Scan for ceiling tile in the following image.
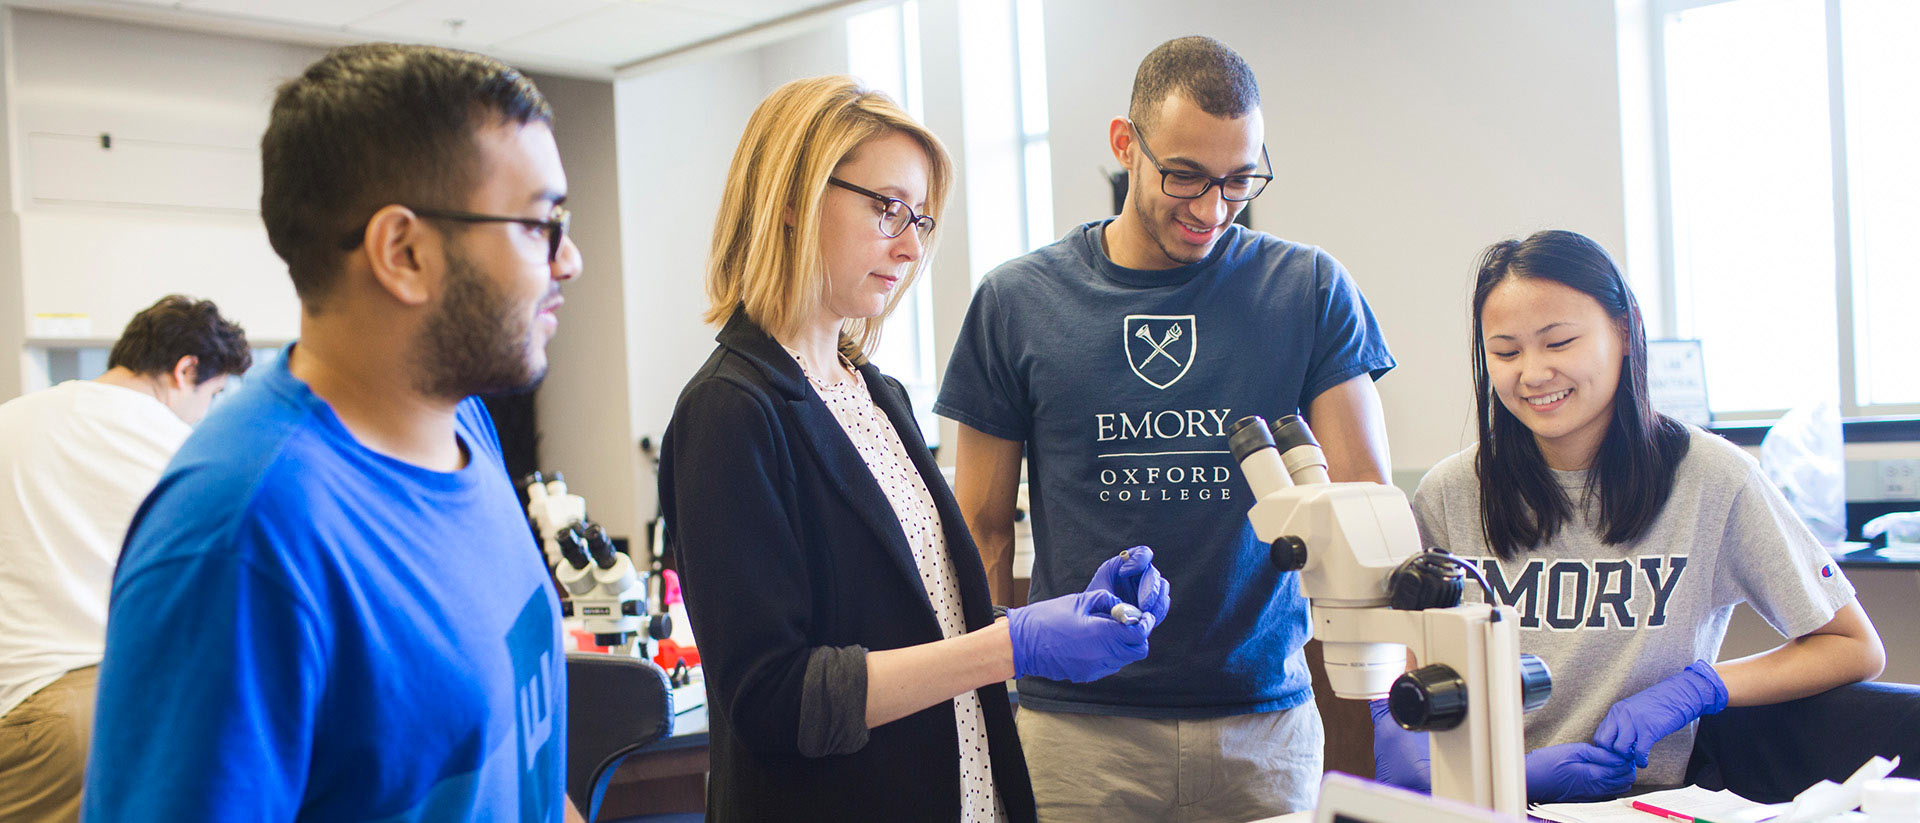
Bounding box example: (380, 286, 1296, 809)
(651, 0, 835, 21)
(496, 2, 745, 66)
(346, 0, 614, 49)
(181, 0, 406, 29)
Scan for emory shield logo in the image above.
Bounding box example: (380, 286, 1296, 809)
(1124, 314, 1197, 389)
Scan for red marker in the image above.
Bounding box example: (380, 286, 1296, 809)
(1630, 800, 1694, 822)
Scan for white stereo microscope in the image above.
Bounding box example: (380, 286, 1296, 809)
(525, 472, 671, 658)
(1227, 415, 1551, 817)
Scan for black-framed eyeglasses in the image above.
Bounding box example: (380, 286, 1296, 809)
(1128, 121, 1273, 202)
(827, 178, 936, 240)
(339, 205, 572, 262)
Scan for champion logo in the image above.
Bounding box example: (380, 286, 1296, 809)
(1821, 564, 1835, 578)
(1123, 315, 1197, 389)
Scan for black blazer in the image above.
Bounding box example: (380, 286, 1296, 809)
(659, 312, 1036, 823)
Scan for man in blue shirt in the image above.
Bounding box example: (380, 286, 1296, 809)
(937, 36, 1395, 821)
(86, 44, 584, 822)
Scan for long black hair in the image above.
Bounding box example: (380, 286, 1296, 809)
(1471, 230, 1691, 559)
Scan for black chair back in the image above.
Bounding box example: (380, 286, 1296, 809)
(1687, 681, 1920, 803)
(566, 652, 674, 821)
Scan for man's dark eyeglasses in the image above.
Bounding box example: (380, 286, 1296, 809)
(339, 206, 572, 262)
(827, 178, 936, 239)
(1128, 121, 1273, 202)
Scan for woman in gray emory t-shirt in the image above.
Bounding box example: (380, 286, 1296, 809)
(1374, 230, 1884, 802)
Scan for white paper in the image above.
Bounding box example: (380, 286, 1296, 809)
(1777, 756, 1900, 823)
(1531, 786, 1767, 823)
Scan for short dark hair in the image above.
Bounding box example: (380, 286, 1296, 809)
(1470, 230, 1691, 560)
(1129, 36, 1260, 129)
(107, 295, 252, 384)
(260, 43, 551, 308)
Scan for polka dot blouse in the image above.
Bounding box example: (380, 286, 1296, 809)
(787, 347, 1004, 823)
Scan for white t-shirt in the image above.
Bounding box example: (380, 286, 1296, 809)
(1412, 427, 1855, 788)
(0, 380, 189, 718)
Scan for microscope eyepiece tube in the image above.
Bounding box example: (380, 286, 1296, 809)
(1270, 415, 1331, 486)
(556, 526, 591, 570)
(1228, 416, 1293, 497)
(586, 523, 619, 570)
(1228, 415, 1276, 461)
(1270, 415, 1318, 451)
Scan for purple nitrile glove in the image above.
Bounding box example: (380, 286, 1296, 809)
(1370, 698, 1432, 792)
(1525, 742, 1637, 803)
(1592, 660, 1728, 768)
(1008, 589, 1150, 683)
(1084, 546, 1171, 633)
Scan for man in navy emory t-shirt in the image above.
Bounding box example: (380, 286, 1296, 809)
(937, 37, 1394, 821)
(86, 44, 585, 822)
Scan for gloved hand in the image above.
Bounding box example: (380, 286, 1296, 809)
(1525, 742, 1637, 803)
(1370, 698, 1431, 792)
(1592, 660, 1728, 768)
(1084, 546, 1171, 632)
(1008, 590, 1150, 683)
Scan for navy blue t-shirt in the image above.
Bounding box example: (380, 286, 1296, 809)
(86, 345, 567, 822)
(936, 220, 1394, 717)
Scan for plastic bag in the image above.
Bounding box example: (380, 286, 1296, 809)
(1863, 511, 1920, 548)
(1760, 399, 1847, 547)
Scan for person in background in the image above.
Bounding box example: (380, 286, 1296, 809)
(85, 44, 586, 821)
(1375, 229, 1884, 801)
(0, 294, 249, 823)
(660, 75, 1168, 822)
(938, 36, 1395, 821)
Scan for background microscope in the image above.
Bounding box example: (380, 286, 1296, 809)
(525, 472, 674, 659)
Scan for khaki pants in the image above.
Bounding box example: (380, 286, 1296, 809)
(1016, 701, 1324, 823)
(0, 666, 96, 823)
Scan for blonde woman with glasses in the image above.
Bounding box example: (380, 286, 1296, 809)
(659, 76, 1170, 822)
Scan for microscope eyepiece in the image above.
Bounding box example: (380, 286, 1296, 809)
(1230, 415, 1294, 496)
(1227, 416, 1276, 463)
(1268, 415, 1332, 486)
(585, 523, 618, 570)
(1269, 415, 1319, 452)
(556, 524, 590, 570)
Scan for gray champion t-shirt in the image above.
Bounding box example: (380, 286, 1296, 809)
(1411, 427, 1855, 788)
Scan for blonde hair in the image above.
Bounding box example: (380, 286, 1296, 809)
(705, 75, 954, 365)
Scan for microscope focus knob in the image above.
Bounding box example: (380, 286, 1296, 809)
(1518, 653, 1553, 713)
(1389, 664, 1469, 731)
(1387, 550, 1466, 610)
(1269, 536, 1308, 572)
(647, 613, 674, 641)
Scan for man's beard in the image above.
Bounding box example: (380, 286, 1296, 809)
(415, 251, 549, 400)
(1129, 182, 1205, 267)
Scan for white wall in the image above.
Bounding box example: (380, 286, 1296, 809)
(0, 5, 853, 542)
(915, 0, 979, 463)
(1, 12, 24, 398)
(1039, 0, 1631, 480)
(6, 9, 313, 359)
(613, 23, 850, 534)
(605, 0, 1642, 484)
(529, 71, 640, 537)
(0, 11, 662, 541)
